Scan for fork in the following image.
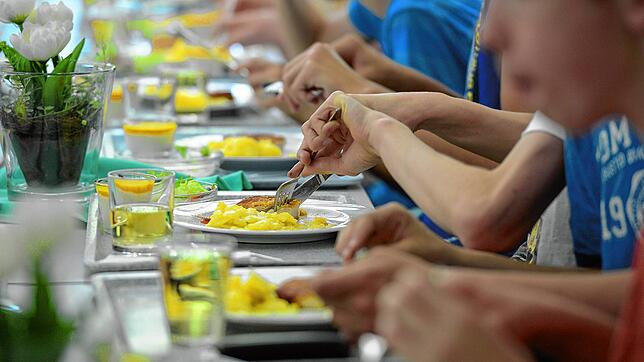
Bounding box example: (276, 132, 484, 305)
(273, 177, 300, 211)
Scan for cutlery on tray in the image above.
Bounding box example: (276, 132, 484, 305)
(232, 251, 285, 264)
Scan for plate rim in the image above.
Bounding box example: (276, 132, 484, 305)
(226, 309, 332, 325)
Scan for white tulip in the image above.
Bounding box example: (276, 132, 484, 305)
(8, 2, 73, 61)
(10, 21, 72, 61)
(28, 1, 73, 27)
(0, 0, 35, 25)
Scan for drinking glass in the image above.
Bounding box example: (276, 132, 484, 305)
(95, 178, 111, 233)
(123, 77, 178, 158)
(124, 76, 177, 122)
(108, 169, 175, 252)
(158, 236, 236, 346)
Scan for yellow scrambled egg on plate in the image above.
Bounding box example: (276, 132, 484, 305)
(225, 272, 299, 315)
(205, 202, 330, 231)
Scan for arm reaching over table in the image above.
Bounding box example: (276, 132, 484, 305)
(311, 248, 430, 340)
(289, 92, 563, 252)
(312, 250, 616, 362)
(332, 34, 459, 95)
(280, 43, 389, 113)
(375, 267, 615, 362)
(376, 268, 536, 362)
(335, 203, 573, 272)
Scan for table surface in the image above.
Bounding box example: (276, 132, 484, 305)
(2, 108, 378, 361)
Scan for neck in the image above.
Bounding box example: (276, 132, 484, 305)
(626, 106, 644, 141)
(621, 57, 644, 138)
(358, 0, 390, 18)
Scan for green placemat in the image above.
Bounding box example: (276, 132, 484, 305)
(0, 157, 252, 216)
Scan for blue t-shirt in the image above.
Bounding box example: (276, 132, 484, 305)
(348, 0, 481, 95)
(566, 116, 644, 270)
(347, 1, 382, 41)
(565, 130, 602, 268)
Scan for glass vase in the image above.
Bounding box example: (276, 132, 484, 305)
(0, 62, 116, 202)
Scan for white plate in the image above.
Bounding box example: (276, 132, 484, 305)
(175, 133, 302, 171)
(227, 267, 332, 326)
(174, 199, 351, 243)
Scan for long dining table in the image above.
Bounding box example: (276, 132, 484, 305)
(1, 107, 380, 361)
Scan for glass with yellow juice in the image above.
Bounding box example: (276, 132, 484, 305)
(95, 178, 111, 233)
(108, 169, 175, 252)
(158, 237, 236, 345)
(123, 76, 178, 157)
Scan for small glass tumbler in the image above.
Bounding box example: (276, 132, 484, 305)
(108, 169, 175, 252)
(95, 178, 111, 233)
(158, 236, 236, 346)
(124, 76, 177, 122)
(123, 77, 178, 158)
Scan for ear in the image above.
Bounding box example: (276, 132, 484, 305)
(621, 0, 644, 33)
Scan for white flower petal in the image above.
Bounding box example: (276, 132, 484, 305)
(0, 0, 35, 24)
(30, 1, 73, 25)
(9, 14, 73, 61)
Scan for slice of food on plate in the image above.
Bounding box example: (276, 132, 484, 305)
(225, 272, 325, 315)
(236, 196, 304, 218)
(202, 200, 328, 231)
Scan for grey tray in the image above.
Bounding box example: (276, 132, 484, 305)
(92, 267, 332, 345)
(84, 190, 373, 273)
(246, 172, 364, 190)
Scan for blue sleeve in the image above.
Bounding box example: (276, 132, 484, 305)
(347, 0, 382, 41)
(381, 10, 470, 95)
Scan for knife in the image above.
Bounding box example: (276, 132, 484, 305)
(262, 81, 325, 99)
(290, 174, 333, 203)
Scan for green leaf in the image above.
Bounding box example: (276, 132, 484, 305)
(0, 42, 47, 116)
(175, 145, 188, 158)
(200, 145, 211, 157)
(42, 39, 85, 112)
(0, 41, 43, 73)
(0, 257, 75, 362)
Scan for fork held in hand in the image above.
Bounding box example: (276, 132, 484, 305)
(273, 177, 300, 211)
(275, 107, 341, 210)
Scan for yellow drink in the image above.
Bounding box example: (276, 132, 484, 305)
(122, 122, 178, 136)
(122, 122, 177, 157)
(175, 88, 208, 113)
(160, 249, 231, 345)
(111, 203, 172, 251)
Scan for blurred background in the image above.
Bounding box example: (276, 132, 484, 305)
(0, 0, 347, 75)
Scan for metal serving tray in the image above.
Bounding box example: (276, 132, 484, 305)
(91, 267, 332, 349)
(84, 191, 372, 273)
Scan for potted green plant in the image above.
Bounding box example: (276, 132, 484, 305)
(0, 0, 115, 201)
